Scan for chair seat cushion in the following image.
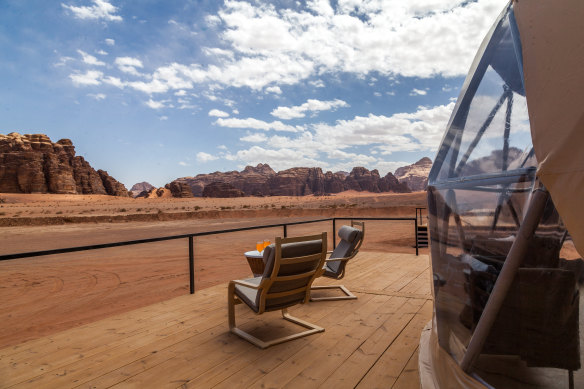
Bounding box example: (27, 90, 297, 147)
(234, 277, 261, 313)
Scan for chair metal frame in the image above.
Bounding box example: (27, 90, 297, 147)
(311, 221, 364, 301)
(228, 233, 327, 349)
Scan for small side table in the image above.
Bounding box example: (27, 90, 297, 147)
(244, 250, 265, 277)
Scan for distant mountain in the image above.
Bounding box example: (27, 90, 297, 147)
(130, 181, 154, 197)
(0, 132, 128, 196)
(162, 162, 427, 198)
(394, 157, 433, 191)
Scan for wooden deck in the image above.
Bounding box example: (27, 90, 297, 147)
(0, 252, 432, 389)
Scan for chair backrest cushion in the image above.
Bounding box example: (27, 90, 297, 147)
(260, 239, 324, 310)
(327, 225, 363, 276)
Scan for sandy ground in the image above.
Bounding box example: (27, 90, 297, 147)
(0, 191, 428, 348)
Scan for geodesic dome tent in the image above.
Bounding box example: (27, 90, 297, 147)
(419, 1, 584, 387)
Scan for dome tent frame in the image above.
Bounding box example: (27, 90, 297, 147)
(420, 1, 583, 388)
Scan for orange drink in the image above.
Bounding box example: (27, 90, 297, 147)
(256, 241, 264, 252)
(263, 239, 271, 249)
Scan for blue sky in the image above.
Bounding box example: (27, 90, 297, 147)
(0, 0, 507, 187)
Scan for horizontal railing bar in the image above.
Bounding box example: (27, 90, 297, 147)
(0, 216, 417, 261)
(334, 217, 416, 221)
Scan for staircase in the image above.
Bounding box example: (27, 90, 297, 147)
(416, 225, 428, 248)
(415, 208, 428, 248)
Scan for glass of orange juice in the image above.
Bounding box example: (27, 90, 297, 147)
(263, 239, 271, 249)
(256, 241, 264, 253)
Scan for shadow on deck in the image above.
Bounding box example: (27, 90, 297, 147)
(1, 251, 432, 388)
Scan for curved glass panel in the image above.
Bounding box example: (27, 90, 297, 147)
(427, 4, 582, 387)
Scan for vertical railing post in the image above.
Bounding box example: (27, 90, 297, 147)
(415, 217, 419, 256)
(283, 224, 288, 238)
(332, 218, 337, 249)
(189, 236, 195, 294)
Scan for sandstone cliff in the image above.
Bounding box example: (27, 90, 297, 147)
(202, 182, 245, 198)
(168, 163, 421, 197)
(394, 157, 433, 191)
(0, 132, 128, 196)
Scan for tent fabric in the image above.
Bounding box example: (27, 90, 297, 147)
(514, 0, 584, 257)
(418, 319, 486, 389)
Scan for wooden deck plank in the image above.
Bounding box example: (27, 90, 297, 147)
(0, 252, 432, 389)
(283, 297, 426, 389)
(355, 299, 433, 389)
(318, 298, 426, 389)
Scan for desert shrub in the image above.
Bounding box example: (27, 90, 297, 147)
(119, 208, 127, 212)
(194, 206, 201, 210)
(56, 211, 63, 214)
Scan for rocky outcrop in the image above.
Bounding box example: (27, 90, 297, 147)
(130, 182, 154, 197)
(166, 181, 194, 198)
(394, 157, 433, 191)
(379, 172, 411, 193)
(202, 182, 245, 198)
(168, 160, 430, 197)
(0, 132, 128, 196)
(173, 163, 276, 197)
(268, 167, 324, 196)
(324, 171, 345, 194)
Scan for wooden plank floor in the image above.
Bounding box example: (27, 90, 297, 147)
(0, 252, 432, 389)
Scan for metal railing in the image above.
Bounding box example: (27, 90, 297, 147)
(0, 216, 419, 294)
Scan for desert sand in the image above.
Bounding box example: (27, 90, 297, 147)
(0, 191, 427, 348)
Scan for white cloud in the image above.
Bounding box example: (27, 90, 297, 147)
(178, 161, 190, 166)
(196, 152, 218, 162)
(105, 38, 115, 46)
(265, 86, 282, 94)
(62, 0, 122, 22)
(96, 49, 108, 55)
(208, 109, 230, 118)
(69, 70, 103, 86)
(102, 76, 124, 88)
(145, 98, 165, 109)
(77, 50, 105, 66)
(218, 145, 228, 150)
(88, 93, 106, 100)
(240, 133, 268, 143)
(64, 0, 504, 124)
(410, 88, 428, 96)
(232, 109, 239, 115)
(309, 79, 325, 88)
(218, 102, 452, 174)
(271, 98, 349, 120)
(215, 117, 302, 132)
(115, 57, 144, 76)
(175, 90, 187, 96)
(373, 92, 382, 97)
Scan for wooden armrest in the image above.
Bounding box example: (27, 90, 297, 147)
(230, 279, 261, 289)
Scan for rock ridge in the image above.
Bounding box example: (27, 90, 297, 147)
(0, 132, 128, 196)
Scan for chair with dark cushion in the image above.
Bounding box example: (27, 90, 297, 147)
(311, 221, 364, 301)
(228, 232, 327, 349)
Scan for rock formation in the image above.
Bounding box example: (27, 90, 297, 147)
(166, 181, 194, 198)
(130, 182, 154, 197)
(168, 162, 425, 197)
(202, 182, 245, 198)
(0, 132, 128, 196)
(394, 157, 433, 191)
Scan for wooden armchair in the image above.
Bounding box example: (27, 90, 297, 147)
(228, 233, 327, 349)
(311, 221, 364, 301)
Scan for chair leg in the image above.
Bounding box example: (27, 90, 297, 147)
(310, 285, 357, 301)
(229, 308, 324, 349)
